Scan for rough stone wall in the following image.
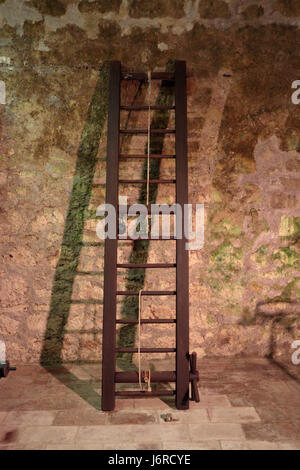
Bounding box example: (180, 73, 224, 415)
(0, 0, 299, 366)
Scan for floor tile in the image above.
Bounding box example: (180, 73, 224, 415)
(221, 440, 281, 450)
(164, 440, 221, 450)
(133, 424, 190, 443)
(4, 411, 56, 426)
(108, 411, 158, 425)
(242, 422, 300, 441)
(17, 425, 78, 445)
(76, 425, 134, 443)
(189, 423, 245, 441)
(53, 409, 107, 426)
(209, 407, 261, 423)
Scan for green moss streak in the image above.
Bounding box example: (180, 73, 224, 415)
(40, 64, 109, 365)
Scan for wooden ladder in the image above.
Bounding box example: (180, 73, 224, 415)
(102, 61, 199, 411)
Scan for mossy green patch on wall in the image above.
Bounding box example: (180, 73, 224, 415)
(276, 277, 300, 302)
(212, 219, 243, 237)
(253, 245, 268, 265)
(40, 64, 109, 364)
(273, 247, 299, 273)
(279, 216, 300, 237)
(210, 242, 243, 273)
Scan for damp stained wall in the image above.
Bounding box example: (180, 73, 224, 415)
(0, 0, 299, 365)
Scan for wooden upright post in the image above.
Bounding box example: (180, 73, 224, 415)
(102, 61, 120, 411)
(175, 61, 189, 409)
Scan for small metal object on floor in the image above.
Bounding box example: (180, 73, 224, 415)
(160, 413, 179, 422)
(0, 361, 16, 378)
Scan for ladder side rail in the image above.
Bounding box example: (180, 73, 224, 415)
(102, 61, 121, 411)
(175, 61, 190, 410)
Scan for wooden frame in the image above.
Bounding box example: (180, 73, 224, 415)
(102, 61, 197, 411)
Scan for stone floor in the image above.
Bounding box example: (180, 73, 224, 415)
(0, 357, 299, 450)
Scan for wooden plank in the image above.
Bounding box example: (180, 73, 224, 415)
(115, 371, 176, 383)
(175, 61, 190, 410)
(115, 371, 198, 383)
(119, 179, 175, 184)
(101, 61, 120, 411)
(118, 205, 178, 214)
(115, 391, 175, 397)
(116, 318, 176, 324)
(121, 71, 175, 80)
(120, 105, 175, 111)
(116, 347, 176, 353)
(116, 291, 176, 296)
(119, 154, 175, 159)
(117, 263, 176, 268)
(120, 129, 175, 134)
(117, 236, 175, 240)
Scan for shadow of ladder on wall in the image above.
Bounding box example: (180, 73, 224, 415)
(102, 61, 200, 411)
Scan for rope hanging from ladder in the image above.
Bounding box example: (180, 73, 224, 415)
(137, 289, 152, 392)
(138, 288, 143, 390)
(137, 71, 152, 392)
(146, 70, 151, 207)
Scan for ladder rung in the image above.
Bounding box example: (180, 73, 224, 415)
(115, 371, 198, 383)
(117, 263, 175, 268)
(118, 179, 175, 184)
(119, 154, 175, 159)
(118, 205, 177, 214)
(117, 291, 176, 296)
(115, 391, 175, 397)
(120, 105, 175, 111)
(117, 236, 175, 240)
(116, 318, 176, 324)
(116, 348, 176, 353)
(121, 72, 175, 80)
(76, 271, 103, 276)
(120, 129, 175, 134)
(80, 242, 104, 246)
